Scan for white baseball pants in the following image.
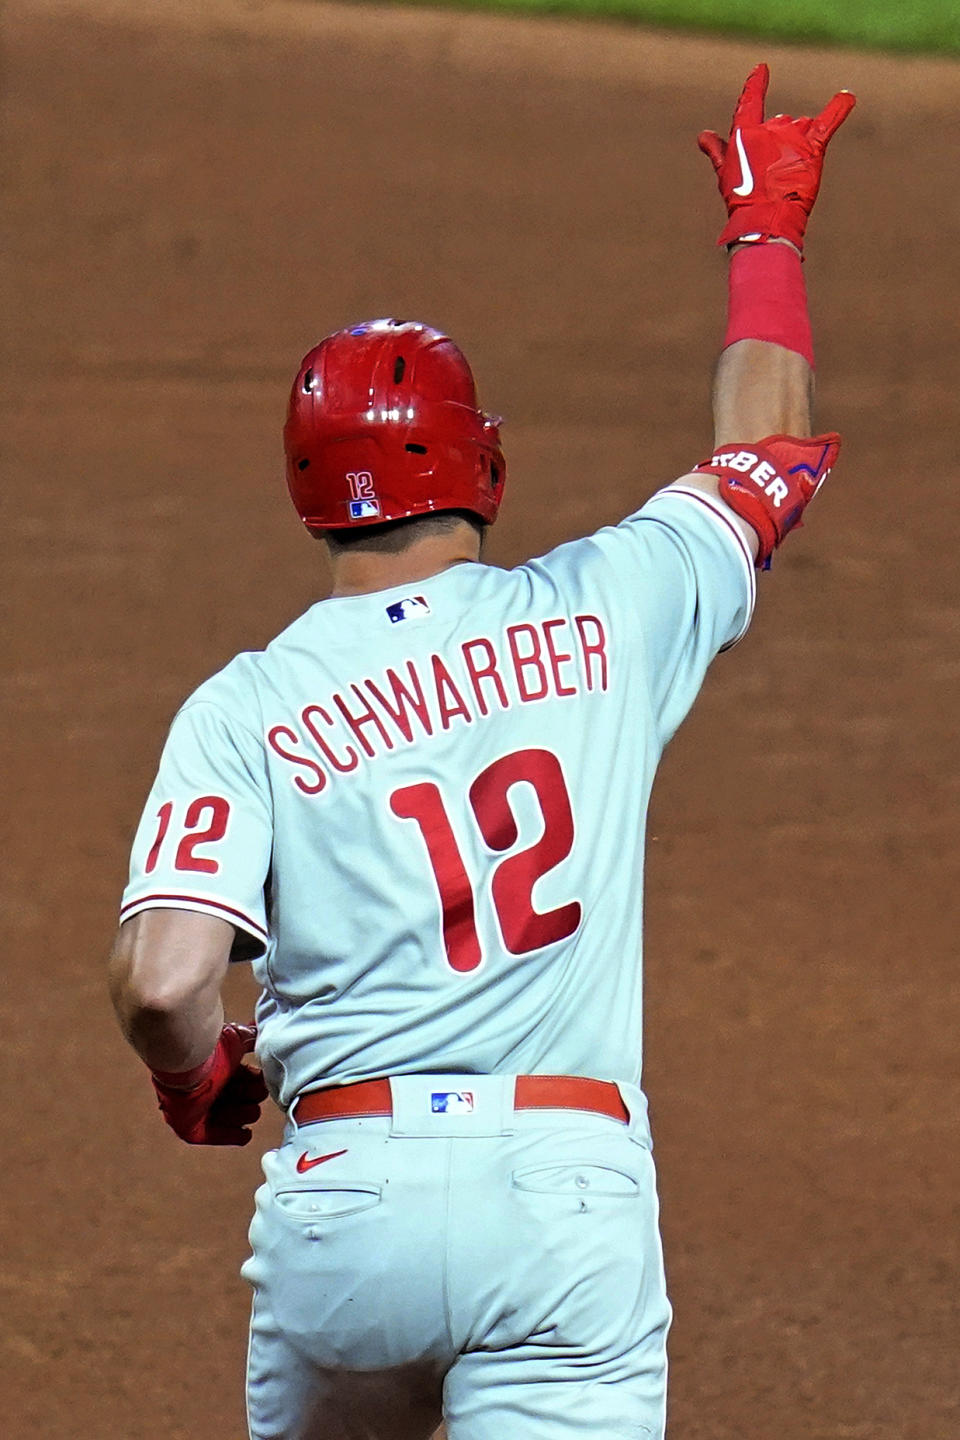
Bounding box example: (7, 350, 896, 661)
(242, 1074, 670, 1440)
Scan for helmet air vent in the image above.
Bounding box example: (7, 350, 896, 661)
(393, 356, 406, 384)
(405, 443, 427, 454)
(302, 369, 316, 394)
(297, 458, 310, 471)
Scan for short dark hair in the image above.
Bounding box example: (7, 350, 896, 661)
(315, 510, 484, 556)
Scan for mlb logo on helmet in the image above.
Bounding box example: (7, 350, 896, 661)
(431, 1091, 475, 1115)
(349, 499, 381, 520)
(386, 596, 431, 624)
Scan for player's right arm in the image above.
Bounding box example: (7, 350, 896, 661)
(550, 67, 855, 741)
(710, 293, 812, 450)
(675, 64, 854, 568)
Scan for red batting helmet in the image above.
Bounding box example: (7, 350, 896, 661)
(284, 319, 506, 531)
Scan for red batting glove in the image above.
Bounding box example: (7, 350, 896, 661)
(150, 1023, 269, 1146)
(698, 63, 855, 252)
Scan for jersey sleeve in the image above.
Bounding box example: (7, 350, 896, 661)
(573, 482, 756, 744)
(120, 700, 273, 959)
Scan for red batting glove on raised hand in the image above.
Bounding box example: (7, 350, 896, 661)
(151, 1023, 269, 1146)
(698, 63, 855, 252)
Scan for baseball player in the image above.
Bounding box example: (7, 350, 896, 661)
(109, 66, 854, 1440)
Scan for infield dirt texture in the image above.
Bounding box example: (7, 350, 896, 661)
(3, 2, 958, 1437)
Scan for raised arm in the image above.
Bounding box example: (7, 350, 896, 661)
(712, 302, 813, 448)
(680, 65, 855, 567)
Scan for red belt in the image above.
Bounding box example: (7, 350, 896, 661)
(293, 1075, 629, 1126)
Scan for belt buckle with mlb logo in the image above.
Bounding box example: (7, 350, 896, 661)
(431, 1090, 475, 1115)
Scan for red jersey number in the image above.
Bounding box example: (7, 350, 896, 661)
(144, 795, 231, 876)
(390, 747, 582, 972)
(389, 784, 482, 973)
(469, 749, 581, 954)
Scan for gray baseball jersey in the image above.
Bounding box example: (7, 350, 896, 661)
(121, 485, 754, 1114)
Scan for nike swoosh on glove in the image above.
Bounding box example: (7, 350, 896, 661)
(698, 63, 855, 252)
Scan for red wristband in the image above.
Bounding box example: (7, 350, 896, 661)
(724, 243, 814, 368)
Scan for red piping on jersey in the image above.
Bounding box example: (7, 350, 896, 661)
(119, 892, 268, 939)
(668, 485, 756, 577)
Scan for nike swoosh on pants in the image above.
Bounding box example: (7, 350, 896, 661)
(296, 1148, 348, 1173)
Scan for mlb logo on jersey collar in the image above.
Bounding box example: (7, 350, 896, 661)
(386, 595, 431, 623)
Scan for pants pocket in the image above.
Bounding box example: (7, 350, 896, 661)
(273, 1184, 382, 1220)
(511, 1162, 639, 1197)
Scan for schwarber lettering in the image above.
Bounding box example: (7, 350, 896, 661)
(267, 612, 609, 794)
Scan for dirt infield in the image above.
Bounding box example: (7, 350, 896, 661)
(3, 1, 958, 1436)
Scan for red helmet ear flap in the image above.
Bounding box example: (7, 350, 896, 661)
(284, 321, 506, 531)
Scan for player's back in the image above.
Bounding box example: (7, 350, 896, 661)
(122, 490, 753, 1107)
(253, 544, 652, 1104)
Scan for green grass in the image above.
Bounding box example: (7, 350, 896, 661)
(384, 0, 960, 55)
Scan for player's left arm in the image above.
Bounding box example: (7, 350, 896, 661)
(109, 907, 269, 1147)
(109, 697, 273, 1145)
(109, 907, 232, 1073)
(109, 908, 268, 1147)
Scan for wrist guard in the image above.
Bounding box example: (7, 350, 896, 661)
(694, 432, 841, 569)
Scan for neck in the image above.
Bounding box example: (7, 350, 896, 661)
(326, 528, 483, 599)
